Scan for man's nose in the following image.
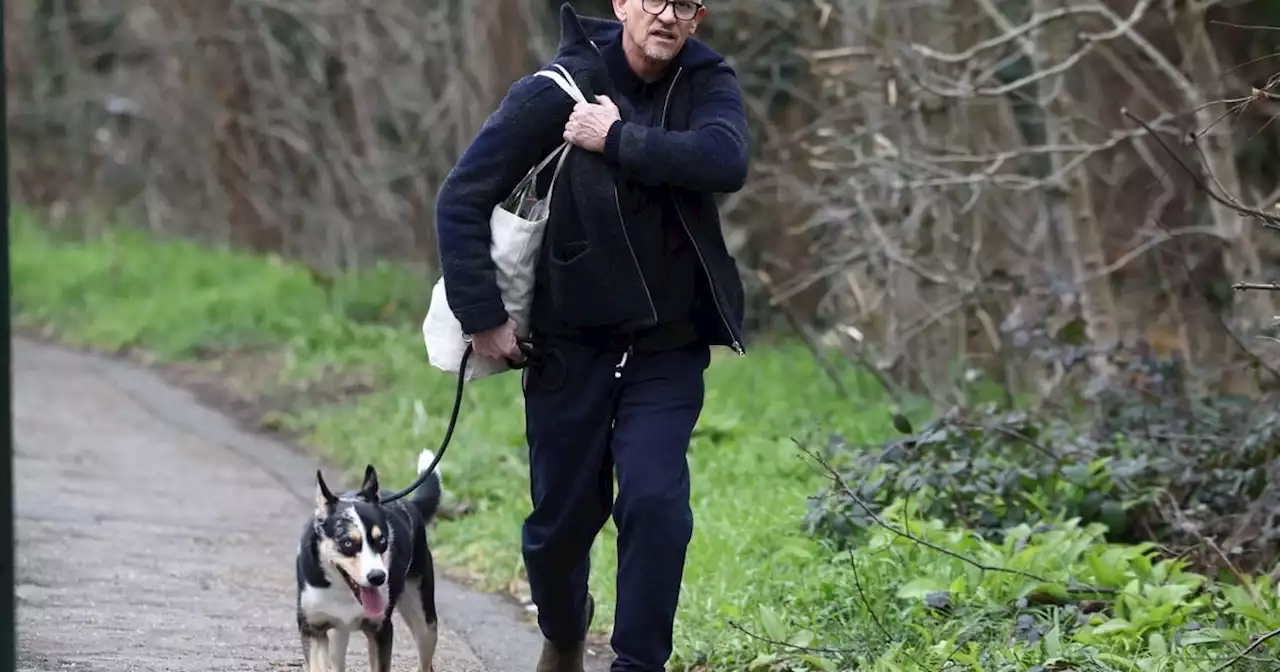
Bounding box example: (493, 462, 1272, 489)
(655, 3, 677, 23)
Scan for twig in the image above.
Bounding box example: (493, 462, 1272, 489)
(1233, 282, 1280, 292)
(1122, 108, 1280, 227)
(1121, 109, 1280, 382)
(1207, 626, 1280, 672)
(909, 0, 1153, 97)
(727, 621, 862, 657)
(949, 419, 1063, 463)
(794, 438, 1115, 594)
(728, 548, 928, 668)
(843, 549, 899, 655)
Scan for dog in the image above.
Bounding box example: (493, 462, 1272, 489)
(295, 449, 442, 672)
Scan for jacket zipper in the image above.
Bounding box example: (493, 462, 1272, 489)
(586, 38, 659, 328)
(613, 188, 658, 325)
(661, 67, 745, 356)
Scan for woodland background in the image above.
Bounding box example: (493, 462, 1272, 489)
(9, 0, 1280, 668)
(8, 0, 1280, 399)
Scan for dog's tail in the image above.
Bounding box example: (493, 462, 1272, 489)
(412, 449, 443, 525)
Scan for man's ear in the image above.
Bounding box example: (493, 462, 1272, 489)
(358, 464, 381, 504)
(315, 469, 339, 513)
(691, 5, 706, 31)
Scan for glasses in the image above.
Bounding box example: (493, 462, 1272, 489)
(640, 0, 703, 21)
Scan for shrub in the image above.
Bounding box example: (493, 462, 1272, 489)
(803, 345, 1280, 575)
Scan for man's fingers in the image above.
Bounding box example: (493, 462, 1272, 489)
(476, 345, 518, 361)
(564, 122, 583, 145)
(502, 336, 522, 360)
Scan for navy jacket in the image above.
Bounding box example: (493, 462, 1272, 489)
(434, 3, 750, 354)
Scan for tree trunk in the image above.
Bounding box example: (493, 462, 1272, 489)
(1035, 0, 1121, 377)
(160, 0, 281, 253)
(1180, 11, 1271, 394)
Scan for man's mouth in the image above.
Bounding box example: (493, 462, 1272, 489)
(338, 569, 385, 619)
(651, 29, 677, 41)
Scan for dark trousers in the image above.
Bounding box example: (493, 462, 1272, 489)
(520, 337, 710, 672)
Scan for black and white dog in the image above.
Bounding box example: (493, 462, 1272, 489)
(296, 450, 442, 672)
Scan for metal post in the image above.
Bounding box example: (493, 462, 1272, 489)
(2, 14, 16, 666)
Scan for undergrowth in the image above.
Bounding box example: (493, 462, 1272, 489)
(11, 211, 1280, 671)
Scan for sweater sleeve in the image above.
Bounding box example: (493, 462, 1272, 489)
(434, 74, 574, 335)
(602, 65, 750, 194)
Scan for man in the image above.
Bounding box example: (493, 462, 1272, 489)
(433, 1, 749, 670)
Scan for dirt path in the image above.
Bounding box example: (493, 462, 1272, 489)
(12, 338, 572, 672)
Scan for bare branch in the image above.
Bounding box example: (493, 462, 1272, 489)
(1233, 282, 1280, 292)
(1121, 107, 1280, 228)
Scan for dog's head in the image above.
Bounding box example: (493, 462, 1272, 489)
(313, 465, 392, 619)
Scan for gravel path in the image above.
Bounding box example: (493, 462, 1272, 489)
(13, 338, 577, 672)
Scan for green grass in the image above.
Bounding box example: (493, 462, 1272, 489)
(10, 212, 898, 658)
(13, 211, 1280, 671)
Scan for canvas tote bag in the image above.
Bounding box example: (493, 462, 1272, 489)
(422, 64, 587, 381)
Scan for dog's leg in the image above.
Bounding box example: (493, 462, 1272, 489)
(397, 578, 439, 672)
(298, 622, 311, 670)
(363, 619, 394, 672)
(327, 626, 351, 672)
(306, 632, 331, 672)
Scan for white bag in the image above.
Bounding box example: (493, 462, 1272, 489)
(422, 64, 587, 381)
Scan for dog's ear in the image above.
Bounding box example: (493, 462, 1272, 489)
(358, 464, 381, 504)
(315, 469, 338, 513)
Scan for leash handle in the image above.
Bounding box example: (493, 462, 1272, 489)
(504, 339, 541, 370)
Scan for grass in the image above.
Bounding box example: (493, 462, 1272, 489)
(13, 211, 1280, 671)
(10, 212, 900, 660)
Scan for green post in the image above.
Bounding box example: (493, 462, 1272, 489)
(2, 8, 16, 666)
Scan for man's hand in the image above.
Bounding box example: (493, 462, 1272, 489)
(471, 318, 522, 361)
(563, 95, 621, 153)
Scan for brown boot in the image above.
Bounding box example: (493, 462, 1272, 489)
(535, 594, 595, 672)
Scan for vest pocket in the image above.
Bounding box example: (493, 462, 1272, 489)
(550, 240, 590, 266)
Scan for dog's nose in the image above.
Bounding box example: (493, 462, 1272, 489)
(366, 569, 386, 586)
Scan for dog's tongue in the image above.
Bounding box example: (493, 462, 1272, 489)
(360, 587, 384, 618)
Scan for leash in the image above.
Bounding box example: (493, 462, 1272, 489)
(380, 338, 541, 504)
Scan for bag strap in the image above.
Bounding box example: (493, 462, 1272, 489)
(535, 63, 587, 104)
(523, 64, 588, 177)
(506, 64, 590, 204)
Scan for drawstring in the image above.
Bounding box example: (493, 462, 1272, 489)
(614, 346, 632, 379)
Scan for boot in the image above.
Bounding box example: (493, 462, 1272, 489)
(535, 594, 595, 672)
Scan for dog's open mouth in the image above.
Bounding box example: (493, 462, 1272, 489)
(338, 569, 386, 619)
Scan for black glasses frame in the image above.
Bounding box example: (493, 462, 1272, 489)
(640, 0, 704, 21)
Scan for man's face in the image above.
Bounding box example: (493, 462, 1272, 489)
(613, 0, 706, 64)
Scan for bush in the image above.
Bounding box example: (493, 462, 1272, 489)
(803, 344, 1280, 577)
(764, 499, 1280, 671)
